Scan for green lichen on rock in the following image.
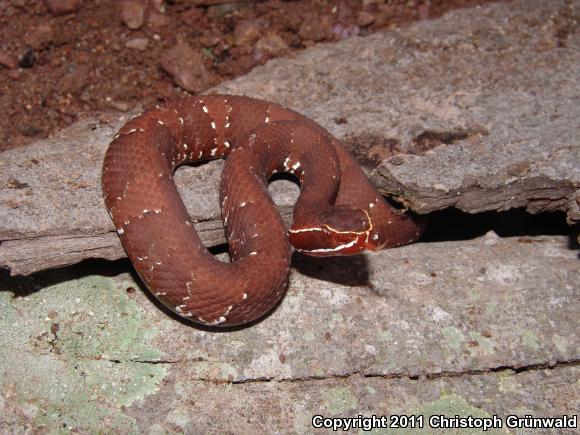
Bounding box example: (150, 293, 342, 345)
(379, 393, 509, 435)
(0, 272, 167, 432)
(442, 326, 466, 350)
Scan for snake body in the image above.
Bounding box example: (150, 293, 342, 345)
(102, 95, 422, 326)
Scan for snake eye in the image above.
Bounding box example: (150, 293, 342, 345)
(288, 207, 372, 256)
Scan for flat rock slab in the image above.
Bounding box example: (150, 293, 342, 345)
(0, 0, 579, 432)
(0, 116, 299, 275)
(1, 0, 578, 276)
(1, 234, 578, 431)
(212, 0, 580, 225)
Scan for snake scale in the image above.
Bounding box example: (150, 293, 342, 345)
(102, 95, 423, 327)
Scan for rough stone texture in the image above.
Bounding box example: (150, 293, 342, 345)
(211, 0, 580, 226)
(0, 0, 579, 432)
(1, 0, 578, 275)
(1, 234, 578, 432)
(0, 116, 298, 275)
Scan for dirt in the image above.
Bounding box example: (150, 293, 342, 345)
(0, 0, 504, 152)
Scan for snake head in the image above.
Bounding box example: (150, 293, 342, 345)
(289, 207, 374, 256)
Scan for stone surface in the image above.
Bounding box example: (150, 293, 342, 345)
(0, 116, 298, 274)
(1, 234, 578, 432)
(0, 0, 578, 432)
(211, 0, 580, 226)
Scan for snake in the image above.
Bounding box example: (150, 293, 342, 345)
(102, 95, 423, 327)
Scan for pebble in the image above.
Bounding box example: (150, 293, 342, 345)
(357, 11, 375, 27)
(160, 40, 208, 92)
(234, 19, 261, 47)
(23, 23, 54, 50)
(151, 0, 164, 13)
(253, 34, 288, 62)
(45, 0, 82, 15)
(333, 23, 360, 40)
(147, 11, 170, 32)
(298, 15, 333, 42)
(125, 37, 149, 51)
(0, 51, 18, 69)
(121, 0, 146, 30)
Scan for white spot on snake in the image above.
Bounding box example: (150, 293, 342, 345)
(158, 172, 163, 177)
(155, 291, 167, 296)
(183, 143, 188, 150)
(264, 116, 270, 123)
(211, 121, 216, 129)
(283, 157, 290, 168)
(242, 293, 248, 300)
(249, 251, 257, 256)
(211, 148, 217, 156)
(127, 128, 137, 134)
(289, 227, 323, 233)
(124, 220, 130, 225)
(116, 196, 122, 200)
(225, 122, 230, 129)
(299, 239, 357, 254)
(185, 220, 191, 226)
(387, 220, 392, 224)
(114, 133, 120, 140)
(240, 201, 246, 207)
(369, 203, 374, 208)
(202, 105, 209, 113)
(117, 228, 124, 235)
(291, 162, 301, 170)
(198, 150, 203, 158)
(178, 117, 184, 125)
(198, 316, 226, 326)
(157, 120, 164, 125)
(272, 169, 278, 174)
(175, 305, 186, 314)
(372, 234, 379, 240)
(155, 261, 162, 265)
(224, 141, 231, 148)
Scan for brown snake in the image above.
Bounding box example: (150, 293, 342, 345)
(102, 95, 423, 327)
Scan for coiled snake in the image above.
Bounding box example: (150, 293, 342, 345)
(102, 95, 422, 327)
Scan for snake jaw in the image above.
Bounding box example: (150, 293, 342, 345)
(289, 208, 374, 256)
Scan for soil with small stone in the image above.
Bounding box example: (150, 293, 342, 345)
(0, 0, 503, 152)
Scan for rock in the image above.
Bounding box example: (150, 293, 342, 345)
(160, 40, 208, 92)
(120, 0, 146, 30)
(147, 10, 170, 32)
(125, 36, 149, 51)
(253, 34, 288, 63)
(23, 22, 54, 51)
(233, 19, 261, 47)
(151, 0, 164, 13)
(0, 51, 18, 69)
(356, 11, 375, 27)
(212, 0, 579, 226)
(0, 2, 578, 430)
(44, 0, 82, 15)
(298, 14, 334, 42)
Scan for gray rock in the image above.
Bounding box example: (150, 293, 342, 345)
(211, 0, 580, 226)
(0, 0, 578, 432)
